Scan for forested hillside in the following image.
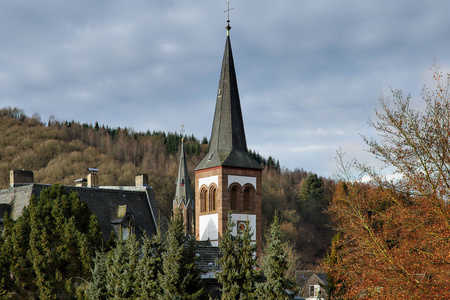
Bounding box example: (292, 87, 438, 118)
(0, 107, 334, 267)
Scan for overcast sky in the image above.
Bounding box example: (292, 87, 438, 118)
(1, 1, 450, 177)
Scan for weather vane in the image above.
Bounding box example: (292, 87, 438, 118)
(223, 1, 234, 34)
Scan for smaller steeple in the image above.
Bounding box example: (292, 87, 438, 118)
(173, 134, 194, 234)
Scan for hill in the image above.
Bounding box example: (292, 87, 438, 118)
(0, 107, 335, 267)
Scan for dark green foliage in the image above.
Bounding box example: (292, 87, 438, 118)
(86, 229, 166, 300)
(323, 232, 346, 300)
(1, 184, 102, 299)
(298, 173, 327, 225)
(136, 231, 164, 299)
(159, 212, 204, 300)
(217, 219, 257, 300)
(104, 232, 141, 299)
(256, 213, 295, 300)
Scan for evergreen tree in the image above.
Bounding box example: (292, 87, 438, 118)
(256, 213, 295, 299)
(104, 232, 141, 299)
(136, 230, 164, 299)
(3, 184, 102, 298)
(298, 173, 326, 224)
(217, 218, 257, 300)
(158, 212, 203, 300)
(0, 213, 12, 296)
(85, 252, 109, 300)
(323, 232, 346, 300)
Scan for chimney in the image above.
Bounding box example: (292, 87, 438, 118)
(87, 168, 99, 188)
(10, 170, 34, 187)
(135, 174, 149, 187)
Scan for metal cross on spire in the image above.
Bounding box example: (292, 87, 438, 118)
(223, 1, 234, 35)
(181, 125, 185, 141)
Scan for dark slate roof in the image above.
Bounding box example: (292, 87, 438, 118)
(195, 31, 262, 171)
(195, 241, 220, 272)
(174, 140, 193, 209)
(0, 184, 167, 241)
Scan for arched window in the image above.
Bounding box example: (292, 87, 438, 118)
(209, 186, 217, 211)
(243, 189, 250, 210)
(230, 187, 238, 210)
(200, 188, 207, 212)
(243, 187, 254, 211)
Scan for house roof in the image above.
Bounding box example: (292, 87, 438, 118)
(195, 26, 262, 171)
(0, 184, 167, 241)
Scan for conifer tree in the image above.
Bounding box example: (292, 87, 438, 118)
(298, 173, 327, 225)
(158, 212, 203, 300)
(323, 232, 346, 300)
(104, 232, 141, 299)
(136, 230, 164, 299)
(256, 213, 295, 299)
(85, 252, 109, 300)
(217, 219, 257, 300)
(2, 184, 102, 298)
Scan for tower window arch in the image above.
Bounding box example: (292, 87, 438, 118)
(200, 188, 207, 212)
(243, 185, 255, 211)
(230, 186, 238, 210)
(209, 186, 217, 211)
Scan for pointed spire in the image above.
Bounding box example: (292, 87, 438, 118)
(195, 25, 262, 171)
(174, 139, 192, 208)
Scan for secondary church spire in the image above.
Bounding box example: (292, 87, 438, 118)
(173, 130, 194, 234)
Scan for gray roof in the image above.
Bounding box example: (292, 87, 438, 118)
(195, 31, 262, 171)
(0, 184, 167, 241)
(195, 241, 220, 272)
(174, 140, 193, 209)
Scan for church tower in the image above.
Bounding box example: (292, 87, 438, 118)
(194, 21, 263, 249)
(173, 138, 194, 235)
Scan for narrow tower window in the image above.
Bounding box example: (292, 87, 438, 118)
(243, 188, 251, 210)
(200, 188, 207, 212)
(209, 186, 217, 211)
(230, 187, 237, 210)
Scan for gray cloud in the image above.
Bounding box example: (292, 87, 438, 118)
(1, 1, 450, 177)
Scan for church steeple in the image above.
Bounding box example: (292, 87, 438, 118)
(173, 138, 194, 234)
(195, 25, 262, 171)
(194, 20, 263, 251)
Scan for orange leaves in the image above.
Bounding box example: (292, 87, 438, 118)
(327, 181, 450, 299)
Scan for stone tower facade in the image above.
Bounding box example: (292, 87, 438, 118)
(194, 23, 263, 250)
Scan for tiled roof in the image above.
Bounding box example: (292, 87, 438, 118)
(0, 184, 167, 241)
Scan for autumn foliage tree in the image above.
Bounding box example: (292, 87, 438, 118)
(326, 66, 450, 299)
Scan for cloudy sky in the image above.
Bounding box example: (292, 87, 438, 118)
(1, 1, 450, 177)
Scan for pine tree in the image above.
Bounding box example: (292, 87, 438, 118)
(136, 230, 164, 299)
(298, 173, 326, 225)
(104, 232, 141, 299)
(85, 252, 108, 300)
(256, 213, 295, 300)
(2, 184, 102, 298)
(158, 212, 203, 300)
(217, 218, 257, 300)
(323, 232, 346, 300)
